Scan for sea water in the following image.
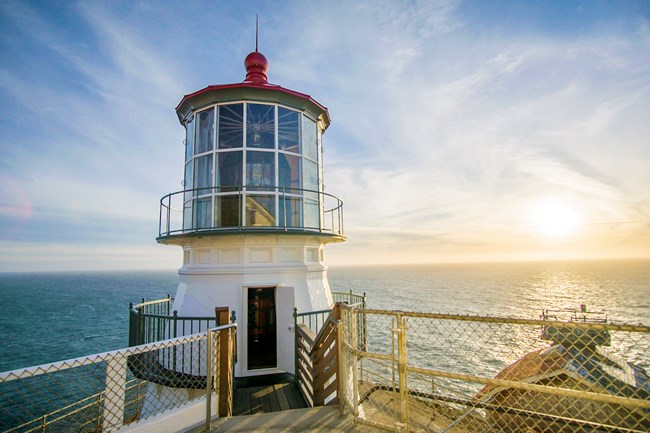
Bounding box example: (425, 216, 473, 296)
(1, 259, 649, 373)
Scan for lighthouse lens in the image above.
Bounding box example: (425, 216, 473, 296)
(278, 107, 300, 153)
(246, 103, 275, 149)
(218, 104, 243, 149)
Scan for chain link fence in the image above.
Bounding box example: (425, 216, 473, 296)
(0, 325, 235, 433)
(339, 305, 650, 433)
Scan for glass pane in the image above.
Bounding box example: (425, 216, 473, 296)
(279, 154, 301, 191)
(195, 109, 214, 154)
(184, 162, 193, 200)
(246, 151, 275, 190)
(302, 116, 317, 160)
(247, 103, 275, 149)
(279, 196, 302, 228)
(303, 159, 318, 192)
(183, 201, 192, 230)
(278, 107, 300, 152)
(185, 117, 194, 162)
(218, 104, 243, 149)
(304, 195, 319, 229)
(246, 195, 275, 227)
(194, 197, 212, 229)
(217, 151, 242, 191)
(215, 195, 240, 227)
(194, 154, 213, 195)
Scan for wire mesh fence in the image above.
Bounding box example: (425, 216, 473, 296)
(339, 305, 650, 433)
(0, 325, 235, 433)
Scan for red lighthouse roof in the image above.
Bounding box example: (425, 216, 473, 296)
(175, 50, 331, 128)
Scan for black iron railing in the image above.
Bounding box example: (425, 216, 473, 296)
(128, 297, 237, 389)
(129, 296, 228, 347)
(157, 185, 344, 239)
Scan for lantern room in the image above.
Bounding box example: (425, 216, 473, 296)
(158, 50, 344, 242)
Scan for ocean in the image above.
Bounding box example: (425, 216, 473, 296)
(1, 259, 649, 373)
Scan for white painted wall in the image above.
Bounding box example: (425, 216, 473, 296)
(117, 394, 215, 433)
(169, 233, 338, 377)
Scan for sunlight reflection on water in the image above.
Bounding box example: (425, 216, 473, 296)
(330, 259, 650, 379)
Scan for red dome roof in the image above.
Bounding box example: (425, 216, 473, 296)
(244, 51, 269, 83)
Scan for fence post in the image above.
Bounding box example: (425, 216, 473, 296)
(337, 320, 345, 416)
(172, 310, 178, 371)
(128, 303, 134, 346)
(104, 354, 127, 433)
(205, 330, 213, 431)
(293, 307, 298, 377)
(231, 311, 237, 364)
(397, 313, 408, 430)
(218, 327, 232, 417)
(96, 393, 102, 432)
(350, 307, 359, 417)
(138, 304, 145, 345)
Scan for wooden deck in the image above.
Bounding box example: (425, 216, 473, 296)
(233, 376, 307, 415)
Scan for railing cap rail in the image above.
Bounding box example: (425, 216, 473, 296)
(0, 323, 237, 382)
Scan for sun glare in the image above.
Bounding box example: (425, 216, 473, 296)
(532, 200, 582, 238)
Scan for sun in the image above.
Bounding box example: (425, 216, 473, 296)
(531, 200, 582, 238)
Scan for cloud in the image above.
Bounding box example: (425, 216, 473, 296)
(0, 241, 179, 272)
(0, 0, 649, 270)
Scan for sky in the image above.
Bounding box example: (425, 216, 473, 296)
(0, 0, 649, 272)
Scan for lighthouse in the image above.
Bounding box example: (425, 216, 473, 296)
(157, 48, 345, 378)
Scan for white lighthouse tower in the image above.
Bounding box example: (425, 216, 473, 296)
(157, 48, 345, 378)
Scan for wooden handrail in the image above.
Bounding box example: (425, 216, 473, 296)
(295, 303, 343, 408)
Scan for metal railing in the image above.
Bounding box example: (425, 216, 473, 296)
(336, 305, 650, 433)
(332, 289, 366, 307)
(294, 290, 366, 336)
(158, 185, 344, 239)
(129, 297, 221, 345)
(0, 325, 236, 433)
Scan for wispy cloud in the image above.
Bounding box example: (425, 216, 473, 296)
(0, 0, 648, 270)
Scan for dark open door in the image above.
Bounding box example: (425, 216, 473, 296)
(247, 287, 277, 370)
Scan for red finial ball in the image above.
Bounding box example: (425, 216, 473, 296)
(244, 51, 269, 83)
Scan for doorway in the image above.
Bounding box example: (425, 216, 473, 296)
(247, 287, 277, 370)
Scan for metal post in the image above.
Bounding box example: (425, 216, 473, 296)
(293, 307, 298, 377)
(138, 303, 144, 345)
(128, 303, 134, 346)
(166, 195, 171, 235)
(397, 314, 408, 430)
(206, 330, 213, 431)
(96, 393, 102, 432)
(282, 188, 287, 230)
(159, 197, 163, 236)
(239, 188, 243, 229)
(104, 355, 127, 433)
(349, 307, 359, 417)
(337, 320, 344, 416)
(231, 310, 237, 366)
(173, 310, 178, 371)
